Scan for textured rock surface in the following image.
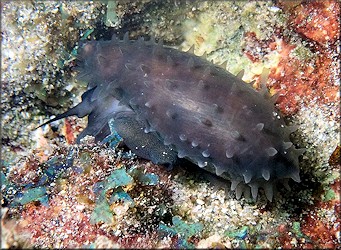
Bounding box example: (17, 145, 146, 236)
(1, 0, 339, 248)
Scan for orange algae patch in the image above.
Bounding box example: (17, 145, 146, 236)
(19, 197, 99, 248)
(276, 179, 340, 248)
(266, 0, 340, 115)
(242, 0, 340, 116)
(329, 145, 340, 167)
(243, 31, 276, 63)
(62, 118, 76, 145)
(300, 180, 341, 249)
(268, 39, 339, 115)
(281, 0, 340, 46)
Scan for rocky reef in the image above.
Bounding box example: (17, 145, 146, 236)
(1, 0, 340, 248)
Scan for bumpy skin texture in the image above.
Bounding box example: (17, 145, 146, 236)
(43, 35, 304, 201)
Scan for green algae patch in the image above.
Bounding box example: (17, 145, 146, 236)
(109, 187, 135, 208)
(104, 1, 119, 27)
(225, 226, 248, 240)
(90, 196, 113, 224)
(102, 118, 123, 148)
(107, 168, 132, 187)
(14, 186, 48, 206)
(90, 168, 134, 225)
(158, 216, 203, 248)
(171, 216, 203, 239)
(98, 168, 133, 193)
(128, 165, 160, 186)
(1, 171, 10, 188)
(90, 166, 163, 225)
(138, 173, 159, 185)
(80, 28, 95, 41)
(322, 188, 336, 202)
(292, 221, 304, 238)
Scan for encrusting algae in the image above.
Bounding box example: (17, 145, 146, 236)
(1, 0, 340, 248)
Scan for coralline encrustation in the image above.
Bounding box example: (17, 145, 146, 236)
(1, 0, 340, 249)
